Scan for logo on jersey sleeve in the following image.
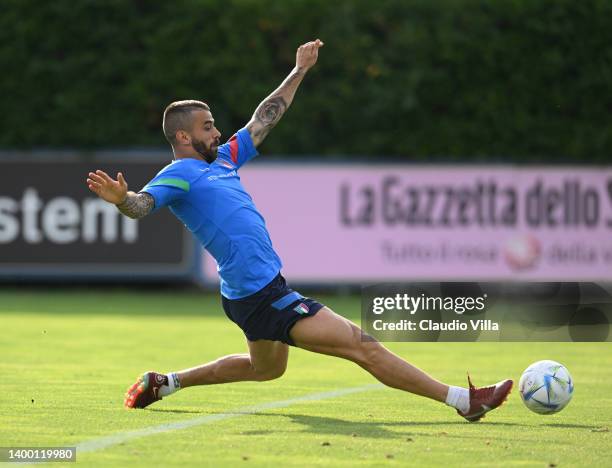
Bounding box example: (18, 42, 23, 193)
(217, 158, 235, 170)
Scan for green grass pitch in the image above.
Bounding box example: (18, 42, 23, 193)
(1, 289, 610, 467)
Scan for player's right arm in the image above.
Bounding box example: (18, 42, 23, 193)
(246, 39, 324, 147)
(87, 170, 154, 219)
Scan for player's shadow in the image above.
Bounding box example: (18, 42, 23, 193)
(246, 413, 527, 440)
(544, 423, 603, 430)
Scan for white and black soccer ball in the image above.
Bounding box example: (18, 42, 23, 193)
(519, 360, 574, 414)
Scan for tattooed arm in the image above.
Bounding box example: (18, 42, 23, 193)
(246, 39, 324, 147)
(86, 170, 154, 219)
(115, 192, 154, 219)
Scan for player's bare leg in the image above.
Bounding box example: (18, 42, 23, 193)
(290, 307, 448, 401)
(290, 307, 512, 421)
(177, 339, 288, 386)
(125, 340, 288, 409)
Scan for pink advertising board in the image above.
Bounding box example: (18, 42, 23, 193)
(202, 165, 612, 283)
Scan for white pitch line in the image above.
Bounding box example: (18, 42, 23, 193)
(76, 384, 383, 455)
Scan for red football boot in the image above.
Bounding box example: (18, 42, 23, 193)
(458, 374, 513, 422)
(124, 371, 168, 409)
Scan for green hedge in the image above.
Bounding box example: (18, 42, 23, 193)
(1, 0, 611, 161)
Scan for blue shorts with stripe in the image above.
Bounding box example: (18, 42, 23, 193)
(221, 273, 324, 346)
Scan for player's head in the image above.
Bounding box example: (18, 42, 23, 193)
(162, 100, 221, 163)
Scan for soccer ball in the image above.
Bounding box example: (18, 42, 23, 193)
(519, 360, 574, 414)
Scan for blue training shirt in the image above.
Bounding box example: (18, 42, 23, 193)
(140, 128, 282, 299)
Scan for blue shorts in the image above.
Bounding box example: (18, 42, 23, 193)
(222, 273, 324, 346)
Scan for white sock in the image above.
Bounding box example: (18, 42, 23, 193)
(158, 372, 181, 398)
(445, 386, 470, 413)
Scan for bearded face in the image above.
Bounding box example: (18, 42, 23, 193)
(169, 109, 222, 162)
(191, 135, 220, 163)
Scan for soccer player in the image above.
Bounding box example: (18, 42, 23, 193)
(87, 39, 512, 422)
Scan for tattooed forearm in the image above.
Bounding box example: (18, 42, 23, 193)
(249, 96, 287, 142)
(247, 67, 306, 146)
(116, 192, 154, 219)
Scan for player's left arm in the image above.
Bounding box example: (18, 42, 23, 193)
(87, 169, 154, 219)
(246, 39, 324, 147)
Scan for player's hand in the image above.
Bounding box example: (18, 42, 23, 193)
(296, 39, 324, 72)
(87, 170, 129, 205)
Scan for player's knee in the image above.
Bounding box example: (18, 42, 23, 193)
(353, 327, 385, 368)
(361, 341, 385, 367)
(253, 363, 286, 381)
(347, 325, 385, 367)
(350, 341, 384, 369)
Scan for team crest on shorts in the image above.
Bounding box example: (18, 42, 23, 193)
(294, 303, 309, 315)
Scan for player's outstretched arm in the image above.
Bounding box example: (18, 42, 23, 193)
(246, 39, 324, 147)
(86, 170, 154, 219)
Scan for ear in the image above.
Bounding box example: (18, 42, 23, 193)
(176, 130, 191, 145)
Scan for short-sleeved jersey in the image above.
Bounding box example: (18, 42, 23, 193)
(140, 128, 282, 299)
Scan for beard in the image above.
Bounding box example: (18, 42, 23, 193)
(192, 137, 219, 163)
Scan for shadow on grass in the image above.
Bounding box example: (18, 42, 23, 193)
(240, 413, 531, 441)
(145, 408, 602, 434)
(544, 423, 602, 429)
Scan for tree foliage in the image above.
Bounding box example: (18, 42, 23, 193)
(1, 0, 610, 161)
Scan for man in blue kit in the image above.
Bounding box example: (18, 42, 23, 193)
(87, 39, 512, 422)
